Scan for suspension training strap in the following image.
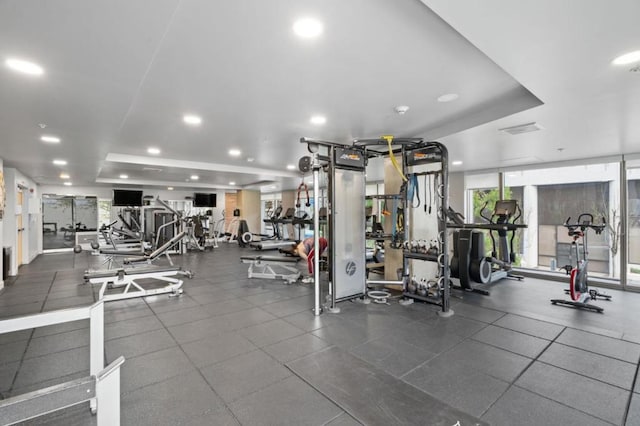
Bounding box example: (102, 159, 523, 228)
(407, 173, 420, 208)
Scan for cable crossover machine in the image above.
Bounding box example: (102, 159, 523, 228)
(299, 136, 453, 317)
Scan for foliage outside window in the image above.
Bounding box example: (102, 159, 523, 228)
(471, 187, 524, 266)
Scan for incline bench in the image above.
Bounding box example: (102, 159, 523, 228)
(240, 256, 301, 284)
(84, 266, 188, 301)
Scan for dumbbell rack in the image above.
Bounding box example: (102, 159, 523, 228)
(355, 138, 452, 316)
(398, 143, 452, 317)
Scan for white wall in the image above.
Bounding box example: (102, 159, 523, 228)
(40, 185, 113, 199)
(449, 172, 464, 214)
(2, 168, 39, 275)
(3, 169, 16, 277)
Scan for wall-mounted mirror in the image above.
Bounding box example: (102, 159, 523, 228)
(42, 195, 98, 250)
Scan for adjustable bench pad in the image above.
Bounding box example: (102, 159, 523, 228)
(241, 256, 300, 264)
(85, 266, 180, 280)
(99, 249, 144, 256)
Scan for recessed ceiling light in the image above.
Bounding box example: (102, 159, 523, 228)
(183, 114, 202, 125)
(167, 187, 174, 190)
(40, 135, 60, 143)
(612, 50, 640, 65)
(286, 164, 296, 170)
(59, 173, 70, 179)
(293, 18, 323, 38)
(229, 181, 236, 186)
(63, 182, 72, 186)
(228, 149, 241, 157)
(119, 174, 128, 179)
(190, 175, 199, 180)
(437, 93, 459, 103)
(53, 159, 67, 166)
(451, 160, 463, 166)
(394, 105, 410, 115)
(5, 58, 44, 76)
(147, 147, 161, 155)
(247, 157, 255, 162)
(310, 115, 326, 125)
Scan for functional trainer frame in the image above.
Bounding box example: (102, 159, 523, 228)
(299, 137, 453, 317)
(300, 138, 368, 315)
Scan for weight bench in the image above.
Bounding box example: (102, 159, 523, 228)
(84, 266, 186, 301)
(240, 256, 301, 284)
(86, 230, 187, 273)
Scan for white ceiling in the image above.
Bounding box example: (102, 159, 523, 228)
(421, 0, 640, 170)
(0, 0, 637, 192)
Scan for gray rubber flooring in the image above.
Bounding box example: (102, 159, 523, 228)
(1, 245, 640, 425)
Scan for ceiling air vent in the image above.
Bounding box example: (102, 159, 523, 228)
(499, 122, 542, 135)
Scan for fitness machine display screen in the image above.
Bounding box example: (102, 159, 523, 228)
(194, 193, 217, 207)
(112, 189, 143, 207)
(494, 200, 517, 216)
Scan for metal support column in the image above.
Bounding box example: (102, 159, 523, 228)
(312, 152, 322, 316)
(620, 156, 628, 289)
(440, 144, 452, 316)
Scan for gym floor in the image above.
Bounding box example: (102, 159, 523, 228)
(1, 245, 640, 425)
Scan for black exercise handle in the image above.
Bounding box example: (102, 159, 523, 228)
(479, 200, 491, 223)
(577, 213, 594, 225)
(101, 220, 118, 230)
(513, 204, 522, 223)
(296, 183, 310, 208)
(592, 216, 607, 234)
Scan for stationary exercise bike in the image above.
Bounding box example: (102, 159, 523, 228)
(550, 213, 611, 313)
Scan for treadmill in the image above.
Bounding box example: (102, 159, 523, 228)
(250, 207, 298, 251)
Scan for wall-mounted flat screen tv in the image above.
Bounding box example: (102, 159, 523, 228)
(112, 189, 143, 207)
(193, 193, 217, 207)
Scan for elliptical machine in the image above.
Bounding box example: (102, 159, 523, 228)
(450, 200, 526, 295)
(550, 214, 611, 313)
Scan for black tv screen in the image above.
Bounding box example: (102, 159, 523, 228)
(194, 193, 216, 207)
(113, 190, 143, 207)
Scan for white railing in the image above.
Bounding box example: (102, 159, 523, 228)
(0, 301, 124, 425)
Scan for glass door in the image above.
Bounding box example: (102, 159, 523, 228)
(42, 195, 74, 250)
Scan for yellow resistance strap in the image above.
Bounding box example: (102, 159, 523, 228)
(382, 135, 407, 182)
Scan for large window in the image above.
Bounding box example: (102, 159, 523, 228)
(627, 164, 640, 287)
(466, 162, 621, 280)
(537, 182, 610, 275)
(469, 186, 525, 264)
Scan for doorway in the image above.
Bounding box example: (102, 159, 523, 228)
(16, 190, 23, 266)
